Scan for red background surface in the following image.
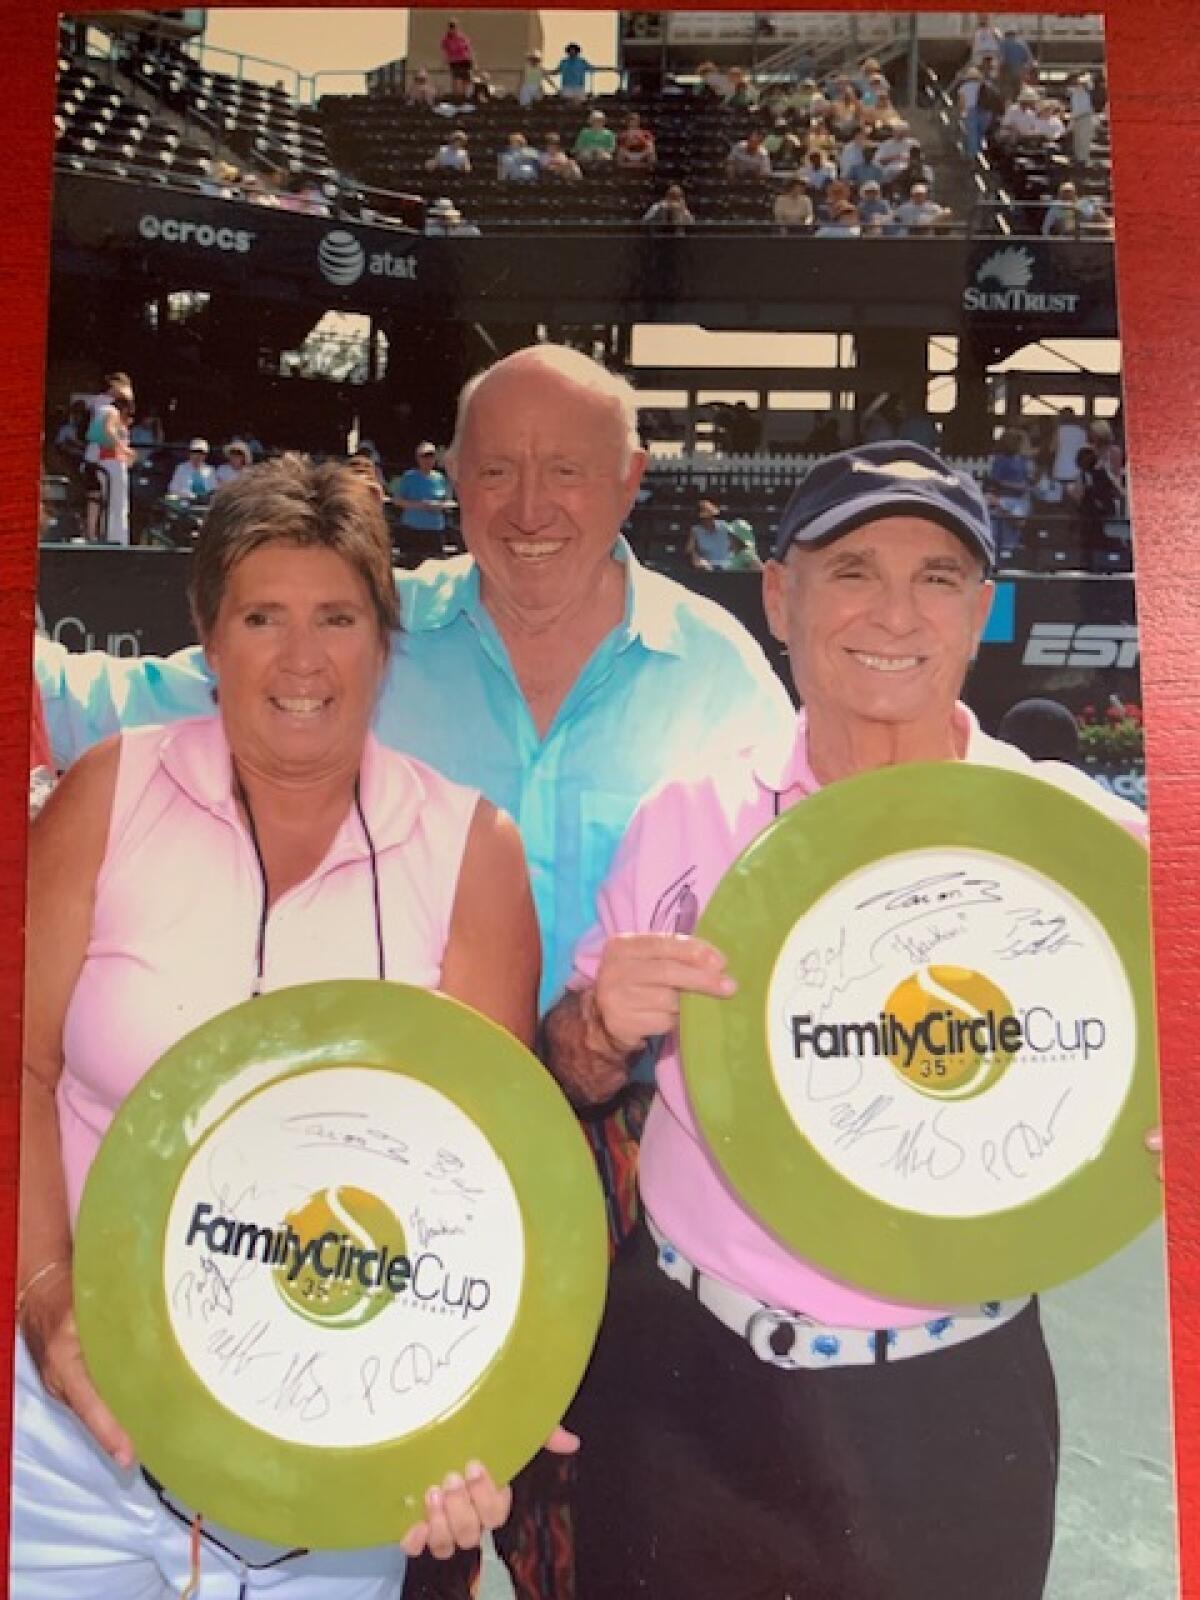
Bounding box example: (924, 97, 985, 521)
(0, 0, 1195, 1591)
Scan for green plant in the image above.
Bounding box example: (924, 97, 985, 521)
(1078, 717, 1144, 761)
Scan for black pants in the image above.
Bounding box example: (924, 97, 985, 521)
(571, 1224, 1059, 1600)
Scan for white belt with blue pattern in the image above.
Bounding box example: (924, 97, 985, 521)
(645, 1215, 1030, 1371)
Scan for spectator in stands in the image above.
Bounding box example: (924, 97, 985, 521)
(468, 71, 497, 107)
(240, 171, 281, 207)
(799, 145, 835, 194)
(642, 183, 694, 232)
(52, 402, 88, 528)
(1051, 407, 1089, 490)
(838, 126, 872, 182)
(407, 67, 437, 107)
(819, 178, 853, 221)
(977, 52, 1008, 122)
(971, 12, 1004, 64)
(985, 426, 1035, 559)
(727, 128, 772, 181)
(761, 81, 792, 120)
(1032, 97, 1066, 143)
(696, 61, 734, 102)
(852, 145, 886, 191)
(84, 374, 135, 545)
(1088, 419, 1125, 497)
(440, 18, 475, 92)
(876, 122, 917, 183)
(1069, 443, 1122, 563)
(890, 144, 934, 201)
(765, 119, 804, 171)
(774, 174, 815, 231)
(725, 520, 765, 572)
(426, 128, 471, 174)
(1042, 180, 1082, 237)
(556, 42, 593, 104)
(865, 86, 902, 129)
(616, 113, 656, 171)
(856, 178, 892, 228)
(815, 203, 861, 238)
(894, 182, 942, 233)
(997, 697, 1081, 762)
(574, 109, 616, 169)
(858, 70, 888, 110)
(995, 86, 1045, 146)
(957, 67, 989, 157)
(519, 50, 550, 108)
(215, 440, 252, 487)
(783, 77, 820, 119)
(350, 441, 388, 495)
(167, 439, 217, 502)
(425, 196, 481, 235)
(829, 79, 863, 140)
(391, 441, 455, 540)
(1067, 73, 1099, 165)
(801, 113, 838, 160)
(539, 133, 583, 182)
(726, 67, 759, 111)
(277, 171, 330, 216)
(129, 410, 164, 451)
(239, 427, 265, 462)
(498, 132, 542, 183)
(687, 500, 735, 570)
(199, 158, 238, 199)
(999, 25, 1034, 98)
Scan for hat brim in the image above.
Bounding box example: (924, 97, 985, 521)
(774, 489, 994, 570)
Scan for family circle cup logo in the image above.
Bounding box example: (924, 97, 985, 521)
(318, 230, 366, 286)
(274, 1186, 408, 1328)
(883, 966, 1018, 1099)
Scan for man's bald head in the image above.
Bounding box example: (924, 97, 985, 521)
(445, 344, 642, 476)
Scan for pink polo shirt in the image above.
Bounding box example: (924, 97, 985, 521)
(570, 705, 1146, 1327)
(58, 716, 480, 1224)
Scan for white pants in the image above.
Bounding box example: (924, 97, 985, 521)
(1072, 111, 1095, 165)
(10, 1336, 408, 1598)
(97, 458, 130, 545)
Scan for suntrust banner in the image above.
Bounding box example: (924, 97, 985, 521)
(963, 241, 1112, 330)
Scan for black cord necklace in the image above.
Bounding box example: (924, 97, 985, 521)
(233, 768, 386, 996)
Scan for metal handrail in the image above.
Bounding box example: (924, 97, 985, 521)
(180, 37, 304, 101)
(314, 61, 627, 103)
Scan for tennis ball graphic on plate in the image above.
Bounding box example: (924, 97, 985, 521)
(884, 965, 1018, 1100)
(273, 1185, 407, 1329)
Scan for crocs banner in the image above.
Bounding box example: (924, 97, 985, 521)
(680, 763, 1160, 1304)
(74, 981, 607, 1549)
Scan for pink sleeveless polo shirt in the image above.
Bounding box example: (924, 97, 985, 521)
(58, 716, 480, 1223)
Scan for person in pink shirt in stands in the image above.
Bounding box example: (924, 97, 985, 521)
(545, 441, 1155, 1600)
(440, 17, 475, 91)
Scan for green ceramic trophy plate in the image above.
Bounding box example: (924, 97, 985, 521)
(680, 762, 1160, 1305)
(75, 980, 607, 1549)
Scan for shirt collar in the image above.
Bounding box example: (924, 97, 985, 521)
(751, 703, 980, 793)
(401, 538, 686, 657)
(158, 716, 420, 862)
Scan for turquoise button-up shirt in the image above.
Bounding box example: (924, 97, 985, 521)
(36, 542, 794, 1010)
